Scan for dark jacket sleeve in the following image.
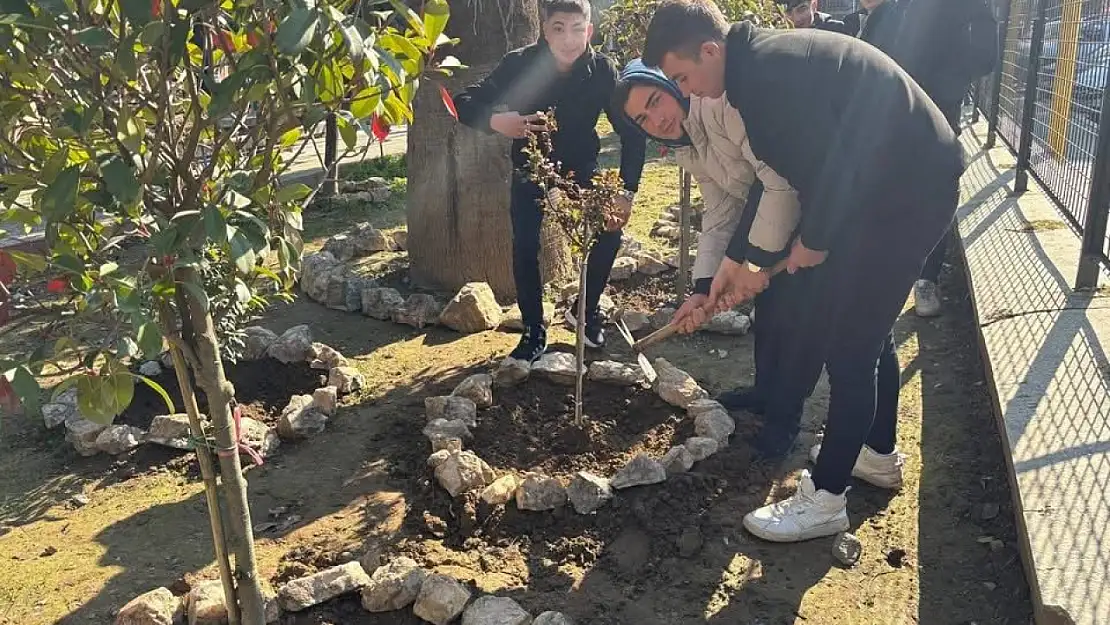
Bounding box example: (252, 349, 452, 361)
(602, 59, 647, 192)
(723, 180, 788, 268)
(453, 53, 521, 133)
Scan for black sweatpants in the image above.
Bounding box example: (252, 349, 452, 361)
(510, 173, 622, 330)
(809, 178, 960, 495)
(920, 98, 963, 283)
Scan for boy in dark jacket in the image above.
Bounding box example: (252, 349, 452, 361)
(856, 0, 997, 316)
(454, 0, 646, 365)
(777, 0, 853, 34)
(643, 0, 964, 543)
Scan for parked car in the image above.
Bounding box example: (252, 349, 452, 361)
(1073, 43, 1109, 118)
(1020, 17, 1110, 71)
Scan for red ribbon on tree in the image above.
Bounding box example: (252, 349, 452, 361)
(216, 404, 265, 467)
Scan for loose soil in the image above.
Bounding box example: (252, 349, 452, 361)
(118, 359, 323, 431)
(472, 376, 693, 479)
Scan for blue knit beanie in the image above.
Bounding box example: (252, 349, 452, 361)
(619, 59, 691, 147)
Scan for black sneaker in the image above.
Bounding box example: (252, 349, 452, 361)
(716, 386, 766, 414)
(509, 325, 547, 364)
(564, 301, 605, 348)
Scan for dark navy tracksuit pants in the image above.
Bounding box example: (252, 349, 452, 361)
(804, 178, 959, 495)
(510, 173, 621, 330)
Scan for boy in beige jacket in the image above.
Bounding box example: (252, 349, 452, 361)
(617, 60, 822, 457)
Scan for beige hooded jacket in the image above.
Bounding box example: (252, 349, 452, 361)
(674, 96, 801, 283)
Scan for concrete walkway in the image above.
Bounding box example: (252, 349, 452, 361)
(956, 118, 1110, 625)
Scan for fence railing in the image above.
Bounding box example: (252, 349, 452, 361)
(976, 0, 1110, 288)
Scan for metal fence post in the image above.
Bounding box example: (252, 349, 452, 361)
(1075, 85, 1110, 288)
(986, 0, 1015, 149)
(1014, 0, 1046, 194)
(972, 81, 982, 123)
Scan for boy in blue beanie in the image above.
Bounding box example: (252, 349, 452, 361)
(616, 61, 823, 459)
(453, 0, 646, 366)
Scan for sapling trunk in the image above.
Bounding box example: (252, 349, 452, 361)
(574, 259, 589, 427)
(179, 268, 267, 625)
(166, 342, 241, 625)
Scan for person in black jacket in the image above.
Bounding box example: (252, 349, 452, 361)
(642, 0, 964, 543)
(856, 0, 997, 317)
(454, 0, 647, 365)
(777, 0, 854, 34)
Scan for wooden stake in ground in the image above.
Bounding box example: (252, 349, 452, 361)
(574, 260, 589, 427)
(677, 170, 692, 301)
(163, 335, 241, 625)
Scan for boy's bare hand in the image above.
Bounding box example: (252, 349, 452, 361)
(785, 238, 828, 274)
(606, 195, 633, 231)
(671, 294, 709, 334)
(705, 258, 770, 314)
(490, 112, 548, 139)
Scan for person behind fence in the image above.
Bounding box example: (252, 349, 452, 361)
(640, 0, 965, 543)
(776, 0, 853, 34)
(853, 0, 998, 317)
(615, 60, 826, 458)
(453, 0, 646, 366)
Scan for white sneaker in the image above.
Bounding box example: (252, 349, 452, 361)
(809, 443, 905, 490)
(743, 470, 849, 542)
(914, 279, 942, 317)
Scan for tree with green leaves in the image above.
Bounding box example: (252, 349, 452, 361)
(0, 0, 452, 622)
(599, 0, 785, 64)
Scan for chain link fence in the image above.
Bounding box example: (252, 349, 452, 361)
(977, 0, 1110, 287)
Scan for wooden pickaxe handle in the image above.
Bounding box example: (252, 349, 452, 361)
(632, 258, 791, 352)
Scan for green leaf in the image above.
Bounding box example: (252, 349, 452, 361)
(9, 365, 40, 416)
(276, 183, 311, 204)
(375, 46, 406, 83)
(99, 262, 119, 277)
(103, 370, 135, 419)
(339, 17, 366, 61)
(208, 70, 249, 117)
(135, 374, 175, 414)
(120, 0, 153, 25)
(278, 127, 302, 148)
(423, 0, 449, 45)
(54, 253, 84, 276)
(284, 210, 304, 231)
(336, 115, 357, 150)
(203, 206, 228, 243)
(380, 32, 422, 62)
(136, 321, 163, 358)
(181, 280, 210, 313)
(276, 7, 319, 56)
(148, 225, 180, 255)
(140, 21, 165, 47)
(388, 0, 425, 36)
(76, 28, 113, 49)
(42, 167, 81, 220)
(350, 87, 381, 119)
(76, 375, 111, 424)
(101, 156, 140, 205)
(8, 250, 46, 273)
(51, 375, 80, 400)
